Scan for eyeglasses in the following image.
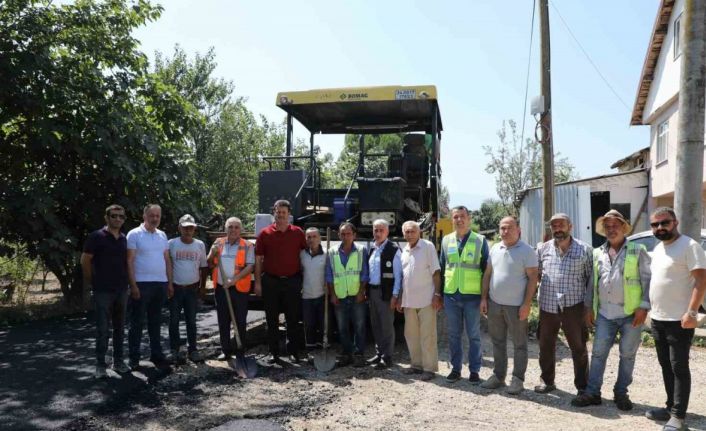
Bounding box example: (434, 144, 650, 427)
(109, 214, 126, 220)
(650, 220, 673, 228)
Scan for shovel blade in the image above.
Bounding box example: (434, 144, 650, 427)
(313, 349, 336, 372)
(229, 355, 258, 379)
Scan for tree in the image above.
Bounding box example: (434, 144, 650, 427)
(329, 133, 405, 188)
(471, 199, 506, 232)
(0, 0, 205, 304)
(483, 120, 578, 215)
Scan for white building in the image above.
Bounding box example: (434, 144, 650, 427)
(631, 0, 706, 222)
(518, 169, 649, 248)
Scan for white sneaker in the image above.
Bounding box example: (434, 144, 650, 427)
(112, 360, 130, 374)
(95, 365, 108, 379)
(663, 417, 687, 431)
(506, 376, 524, 395)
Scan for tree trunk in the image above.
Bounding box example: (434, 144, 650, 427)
(49, 259, 87, 308)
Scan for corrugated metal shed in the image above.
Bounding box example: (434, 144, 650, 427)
(520, 184, 592, 247)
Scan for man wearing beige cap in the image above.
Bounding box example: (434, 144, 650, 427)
(535, 212, 592, 396)
(571, 209, 650, 411)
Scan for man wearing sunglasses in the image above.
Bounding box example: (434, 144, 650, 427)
(81, 204, 130, 378)
(645, 207, 706, 431)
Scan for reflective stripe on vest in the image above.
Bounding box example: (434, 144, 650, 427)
(592, 241, 644, 317)
(444, 231, 483, 295)
(212, 238, 251, 293)
(330, 246, 362, 299)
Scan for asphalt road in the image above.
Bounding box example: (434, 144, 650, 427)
(0, 303, 265, 431)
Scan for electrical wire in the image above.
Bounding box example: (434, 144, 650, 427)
(549, 0, 632, 111)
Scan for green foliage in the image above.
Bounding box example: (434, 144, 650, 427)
(0, 0, 204, 304)
(472, 199, 507, 232)
(329, 133, 405, 188)
(483, 120, 578, 215)
(153, 46, 286, 226)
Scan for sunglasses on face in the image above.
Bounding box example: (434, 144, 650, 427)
(109, 214, 126, 220)
(650, 219, 673, 228)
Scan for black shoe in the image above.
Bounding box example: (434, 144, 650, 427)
(266, 354, 280, 365)
(151, 357, 171, 370)
(337, 354, 353, 367)
(129, 360, 141, 371)
(469, 372, 481, 385)
(534, 382, 557, 394)
(614, 394, 633, 411)
(290, 352, 302, 363)
(374, 357, 392, 370)
(446, 370, 461, 383)
(367, 355, 382, 365)
(217, 353, 232, 361)
(646, 408, 671, 421)
(571, 393, 602, 407)
(352, 355, 366, 368)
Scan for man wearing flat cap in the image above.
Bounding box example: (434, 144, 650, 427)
(571, 209, 650, 411)
(534, 212, 593, 396)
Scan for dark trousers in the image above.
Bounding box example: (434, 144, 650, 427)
(652, 319, 694, 419)
(168, 284, 198, 352)
(215, 285, 249, 355)
(538, 303, 589, 390)
(128, 282, 166, 363)
(302, 296, 325, 347)
(262, 273, 304, 356)
(94, 289, 128, 365)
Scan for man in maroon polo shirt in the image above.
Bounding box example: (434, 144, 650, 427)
(255, 199, 307, 363)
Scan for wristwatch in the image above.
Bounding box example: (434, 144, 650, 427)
(434, 293, 442, 297)
(687, 309, 698, 319)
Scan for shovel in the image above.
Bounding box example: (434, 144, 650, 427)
(314, 228, 336, 372)
(217, 259, 257, 379)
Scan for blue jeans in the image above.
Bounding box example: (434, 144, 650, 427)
(169, 285, 198, 352)
(334, 296, 367, 355)
(586, 313, 643, 396)
(128, 282, 167, 363)
(445, 294, 482, 373)
(94, 289, 128, 365)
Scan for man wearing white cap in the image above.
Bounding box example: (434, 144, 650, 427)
(571, 209, 650, 411)
(534, 212, 592, 396)
(167, 214, 208, 362)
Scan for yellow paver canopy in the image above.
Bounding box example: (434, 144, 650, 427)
(276, 85, 442, 134)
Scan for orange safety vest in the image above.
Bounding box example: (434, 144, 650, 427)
(212, 237, 252, 293)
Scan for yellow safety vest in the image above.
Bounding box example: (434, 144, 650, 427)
(330, 246, 362, 299)
(443, 231, 484, 295)
(592, 241, 645, 318)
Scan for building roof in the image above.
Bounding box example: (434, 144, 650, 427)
(610, 146, 651, 169)
(517, 168, 647, 200)
(631, 0, 676, 126)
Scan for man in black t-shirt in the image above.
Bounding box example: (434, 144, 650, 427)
(81, 204, 130, 378)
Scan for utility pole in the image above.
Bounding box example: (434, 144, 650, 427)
(674, 0, 706, 241)
(539, 0, 555, 239)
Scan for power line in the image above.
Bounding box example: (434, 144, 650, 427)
(549, 0, 632, 112)
(520, 0, 537, 148)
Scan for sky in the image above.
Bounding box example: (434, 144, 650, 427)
(133, 0, 659, 210)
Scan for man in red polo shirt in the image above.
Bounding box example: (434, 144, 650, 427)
(255, 199, 307, 363)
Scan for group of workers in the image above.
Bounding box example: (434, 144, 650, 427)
(81, 200, 705, 431)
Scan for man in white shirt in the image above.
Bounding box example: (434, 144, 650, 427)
(300, 227, 326, 350)
(393, 220, 441, 381)
(167, 214, 208, 363)
(126, 204, 172, 370)
(645, 207, 706, 431)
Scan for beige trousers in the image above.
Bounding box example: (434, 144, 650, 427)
(404, 304, 438, 372)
